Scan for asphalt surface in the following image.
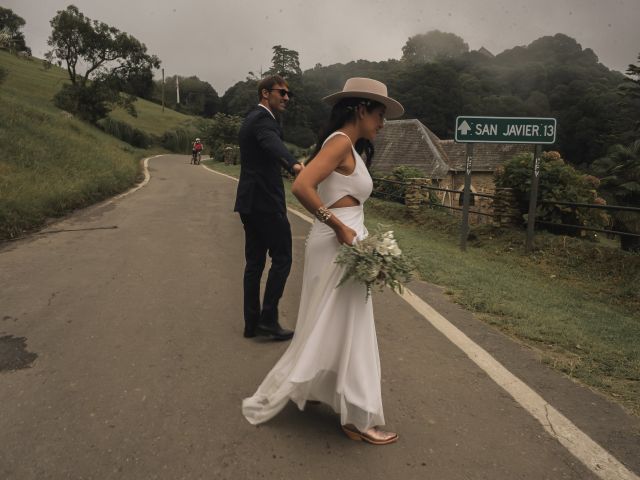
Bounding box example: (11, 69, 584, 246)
(0, 154, 638, 480)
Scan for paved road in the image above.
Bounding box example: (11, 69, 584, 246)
(0, 154, 637, 480)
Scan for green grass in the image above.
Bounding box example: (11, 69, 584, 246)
(0, 51, 162, 239)
(109, 98, 191, 137)
(205, 160, 640, 416)
(0, 50, 200, 239)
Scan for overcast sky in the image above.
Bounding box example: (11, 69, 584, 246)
(6, 0, 639, 94)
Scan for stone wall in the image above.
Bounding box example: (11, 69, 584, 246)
(223, 146, 240, 165)
(492, 188, 521, 227)
(405, 178, 432, 222)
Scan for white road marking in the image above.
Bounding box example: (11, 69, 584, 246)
(111, 155, 160, 201)
(201, 161, 639, 480)
(399, 290, 639, 480)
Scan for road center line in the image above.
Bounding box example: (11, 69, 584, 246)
(202, 161, 638, 480)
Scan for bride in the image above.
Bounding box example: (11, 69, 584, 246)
(242, 78, 404, 445)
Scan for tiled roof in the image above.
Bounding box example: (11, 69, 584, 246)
(372, 119, 450, 178)
(373, 119, 533, 176)
(440, 140, 532, 172)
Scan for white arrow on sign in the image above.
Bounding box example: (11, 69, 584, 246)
(458, 120, 471, 135)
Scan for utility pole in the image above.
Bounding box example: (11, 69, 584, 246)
(161, 68, 165, 113)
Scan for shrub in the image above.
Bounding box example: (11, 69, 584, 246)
(97, 118, 152, 148)
(495, 151, 609, 235)
(53, 83, 113, 123)
(161, 127, 197, 153)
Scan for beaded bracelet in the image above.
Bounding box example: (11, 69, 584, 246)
(314, 206, 332, 223)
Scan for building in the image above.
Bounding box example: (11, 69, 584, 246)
(372, 119, 531, 220)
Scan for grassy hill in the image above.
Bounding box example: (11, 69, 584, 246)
(0, 50, 192, 240)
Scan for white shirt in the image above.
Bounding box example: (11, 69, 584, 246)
(257, 103, 276, 120)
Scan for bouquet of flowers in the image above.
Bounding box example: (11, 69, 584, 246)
(334, 227, 416, 300)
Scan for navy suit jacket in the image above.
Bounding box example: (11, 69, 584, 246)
(234, 106, 299, 215)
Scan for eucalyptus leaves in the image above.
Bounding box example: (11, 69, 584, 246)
(335, 227, 416, 300)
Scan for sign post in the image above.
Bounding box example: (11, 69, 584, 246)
(526, 145, 543, 252)
(460, 144, 474, 251)
(454, 115, 556, 252)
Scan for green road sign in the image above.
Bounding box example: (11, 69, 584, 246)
(455, 116, 557, 144)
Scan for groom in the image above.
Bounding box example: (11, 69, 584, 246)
(234, 75, 304, 341)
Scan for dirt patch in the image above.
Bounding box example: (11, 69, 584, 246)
(0, 335, 37, 372)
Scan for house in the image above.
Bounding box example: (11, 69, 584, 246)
(372, 119, 531, 220)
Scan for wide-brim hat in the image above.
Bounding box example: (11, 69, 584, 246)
(322, 77, 404, 119)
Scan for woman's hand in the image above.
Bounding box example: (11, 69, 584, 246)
(335, 225, 357, 246)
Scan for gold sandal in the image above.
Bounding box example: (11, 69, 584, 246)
(341, 424, 398, 445)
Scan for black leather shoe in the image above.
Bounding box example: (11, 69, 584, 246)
(243, 328, 256, 338)
(255, 322, 294, 341)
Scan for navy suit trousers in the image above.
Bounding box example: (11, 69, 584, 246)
(239, 212, 292, 329)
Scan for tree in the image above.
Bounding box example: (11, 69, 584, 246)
(268, 45, 302, 77)
(625, 53, 640, 98)
(45, 5, 160, 120)
(46, 5, 160, 87)
(0, 7, 30, 54)
(620, 53, 640, 133)
(156, 75, 219, 117)
(205, 113, 242, 153)
(592, 140, 640, 251)
(401, 30, 468, 63)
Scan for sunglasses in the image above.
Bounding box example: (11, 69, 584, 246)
(269, 88, 293, 98)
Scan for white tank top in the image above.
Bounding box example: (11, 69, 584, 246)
(316, 131, 373, 208)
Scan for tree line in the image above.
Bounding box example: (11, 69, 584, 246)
(5, 5, 637, 175)
(2, 6, 638, 249)
(221, 33, 639, 174)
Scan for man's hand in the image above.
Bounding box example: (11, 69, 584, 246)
(292, 163, 305, 175)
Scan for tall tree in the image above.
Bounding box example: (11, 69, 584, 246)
(401, 30, 468, 63)
(45, 5, 160, 121)
(46, 5, 160, 87)
(625, 53, 640, 98)
(0, 6, 30, 54)
(268, 45, 302, 77)
(621, 53, 640, 132)
(592, 140, 640, 251)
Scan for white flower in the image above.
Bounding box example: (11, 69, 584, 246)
(376, 236, 401, 256)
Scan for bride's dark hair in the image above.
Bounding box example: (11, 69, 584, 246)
(307, 97, 382, 168)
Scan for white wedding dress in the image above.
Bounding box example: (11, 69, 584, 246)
(242, 131, 385, 432)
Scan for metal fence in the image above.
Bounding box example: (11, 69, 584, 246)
(536, 200, 640, 239)
(371, 176, 640, 250)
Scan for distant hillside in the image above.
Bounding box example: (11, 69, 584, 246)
(221, 33, 635, 170)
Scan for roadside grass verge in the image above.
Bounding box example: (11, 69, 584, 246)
(204, 160, 640, 416)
